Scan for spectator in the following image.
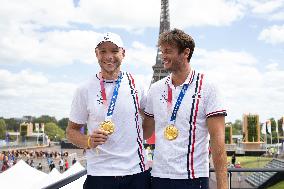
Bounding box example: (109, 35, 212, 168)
(49, 160, 55, 171)
(37, 163, 43, 171)
(72, 158, 77, 165)
(64, 159, 69, 171)
(29, 159, 35, 167)
(231, 153, 236, 166)
(59, 158, 64, 172)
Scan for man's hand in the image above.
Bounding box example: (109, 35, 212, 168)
(88, 129, 108, 148)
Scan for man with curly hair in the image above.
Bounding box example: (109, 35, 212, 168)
(143, 28, 228, 189)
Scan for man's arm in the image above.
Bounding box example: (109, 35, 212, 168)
(207, 116, 228, 189)
(142, 115, 155, 140)
(66, 121, 108, 149)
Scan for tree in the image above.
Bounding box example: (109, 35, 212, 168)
(232, 119, 242, 135)
(225, 127, 231, 144)
(278, 118, 284, 137)
(0, 119, 7, 139)
(45, 122, 65, 141)
(247, 115, 258, 142)
(58, 118, 69, 132)
(34, 115, 57, 125)
(5, 118, 21, 132)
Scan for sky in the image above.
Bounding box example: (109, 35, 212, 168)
(0, 0, 284, 123)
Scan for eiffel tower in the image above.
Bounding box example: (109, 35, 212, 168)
(151, 0, 171, 84)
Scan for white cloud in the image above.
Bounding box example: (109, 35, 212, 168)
(258, 25, 284, 44)
(124, 41, 156, 68)
(241, 0, 284, 21)
(0, 69, 77, 119)
(251, 0, 284, 14)
(170, 0, 245, 28)
(192, 48, 284, 122)
(0, 29, 101, 66)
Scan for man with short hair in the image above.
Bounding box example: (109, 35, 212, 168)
(143, 28, 228, 189)
(66, 32, 150, 189)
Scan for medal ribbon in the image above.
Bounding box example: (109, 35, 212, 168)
(99, 72, 123, 120)
(167, 83, 189, 125)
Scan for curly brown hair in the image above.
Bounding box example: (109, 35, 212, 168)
(158, 28, 195, 62)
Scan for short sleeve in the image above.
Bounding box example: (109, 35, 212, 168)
(144, 85, 154, 117)
(139, 85, 147, 110)
(203, 81, 227, 118)
(69, 86, 88, 124)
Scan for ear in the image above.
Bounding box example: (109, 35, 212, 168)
(95, 48, 99, 57)
(184, 48, 190, 58)
(121, 48, 126, 58)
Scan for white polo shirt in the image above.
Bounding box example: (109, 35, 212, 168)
(69, 71, 147, 176)
(145, 69, 227, 179)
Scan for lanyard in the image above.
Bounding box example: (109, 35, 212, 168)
(167, 82, 190, 125)
(99, 72, 123, 120)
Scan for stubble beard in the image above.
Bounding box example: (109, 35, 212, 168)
(100, 60, 121, 78)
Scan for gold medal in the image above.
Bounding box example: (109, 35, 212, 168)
(99, 120, 115, 135)
(164, 124, 179, 140)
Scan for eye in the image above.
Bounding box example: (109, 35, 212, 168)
(112, 49, 119, 53)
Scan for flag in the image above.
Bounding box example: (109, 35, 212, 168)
(261, 123, 266, 134)
(266, 120, 271, 134)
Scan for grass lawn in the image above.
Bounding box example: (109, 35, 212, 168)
(227, 156, 272, 168)
(267, 180, 284, 189)
(226, 156, 284, 188)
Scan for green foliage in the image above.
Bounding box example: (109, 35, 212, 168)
(58, 118, 69, 132)
(247, 115, 258, 142)
(267, 118, 280, 143)
(277, 118, 283, 137)
(225, 127, 231, 144)
(45, 122, 65, 141)
(267, 180, 284, 189)
(34, 115, 58, 125)
(232, 119, 242, 135)
(0, 119, 7, 139)
(4, 118, 21, 131)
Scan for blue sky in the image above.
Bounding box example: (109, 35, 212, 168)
(0, 0, 284, 123)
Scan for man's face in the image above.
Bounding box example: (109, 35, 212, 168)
(159, 43, 187, 72)
(95, 41, 125, 74)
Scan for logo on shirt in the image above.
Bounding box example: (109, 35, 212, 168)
(192, 92, 202, 99)
(160, 90, 168, 103)
(97, 92, 103, 104)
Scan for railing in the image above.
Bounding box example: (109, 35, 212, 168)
(43, 168, 284, 189)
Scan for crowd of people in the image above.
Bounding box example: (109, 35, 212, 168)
(0, 149, 77, 173)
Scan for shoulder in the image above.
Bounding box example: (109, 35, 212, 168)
(149, 76, 168, 92)
(75, 75, 98, 94)
(123, 71, 149, 91)
(194, 72, 220, 93)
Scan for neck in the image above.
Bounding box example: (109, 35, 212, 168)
(101, 70, 120, 80)
(171, 65, 191, 87)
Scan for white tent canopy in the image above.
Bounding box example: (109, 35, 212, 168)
(0, 160, 86, 188)
(62, 161, 85, 178)
(0, 160, 47, 189)
(32, 168, 63, 189)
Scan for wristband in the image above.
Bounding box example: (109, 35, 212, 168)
(87, 135, 91, 149)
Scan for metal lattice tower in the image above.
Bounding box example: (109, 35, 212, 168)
(151, 0, 170, 84)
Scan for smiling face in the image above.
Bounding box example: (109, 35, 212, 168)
(95, 41, 125, 78)
(160, 43, 189, 73)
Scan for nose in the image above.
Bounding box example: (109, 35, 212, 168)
(104, 52, 114, 61)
